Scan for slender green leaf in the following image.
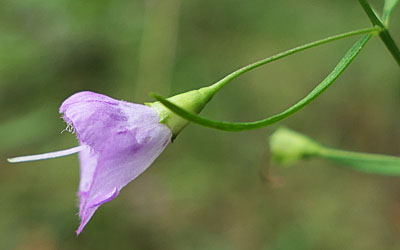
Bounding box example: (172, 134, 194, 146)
(151, 34, 373, 131)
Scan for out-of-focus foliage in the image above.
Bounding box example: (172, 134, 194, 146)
(0, 0, 399, 249)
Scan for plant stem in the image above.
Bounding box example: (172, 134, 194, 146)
(358, 0, 400, 67)
(318, 147, 400, 176)
(208, 27, 379, 93)
(378, 30, 400, 66)
(152, 34, 374, 131)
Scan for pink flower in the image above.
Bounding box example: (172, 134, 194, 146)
(8, 86, 215, 234)
(10, 91, 172, 234)
(62, 91, 172, 234)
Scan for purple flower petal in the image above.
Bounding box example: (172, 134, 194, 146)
(60, 91, 172, 234)
(60, 91, 162, 151)
(60, 91, 120, 112)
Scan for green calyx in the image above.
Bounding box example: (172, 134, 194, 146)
(147, 85, 217, 138)
(269, 127, 321, 165)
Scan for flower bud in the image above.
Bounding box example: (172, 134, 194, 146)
(269, 127, 321, 165)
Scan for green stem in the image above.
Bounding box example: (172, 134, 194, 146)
(358, 0, 400, 66)
(378, 30, 400, 66)
(318, 147, 400, 176)
(269, 127, 400, 176)
(207, 27, 379, 93)
(152, 34, 374, 131)
(358, 0, 384, 27)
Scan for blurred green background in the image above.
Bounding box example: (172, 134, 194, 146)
(1, 0, 400, 249)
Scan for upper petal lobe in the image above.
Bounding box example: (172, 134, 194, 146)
(60, 91, 161, 151)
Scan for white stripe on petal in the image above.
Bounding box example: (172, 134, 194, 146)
(7, 145, 88, 163)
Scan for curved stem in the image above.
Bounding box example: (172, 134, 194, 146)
(208, 27, 379, 93)
(152, 34, 373, 131)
